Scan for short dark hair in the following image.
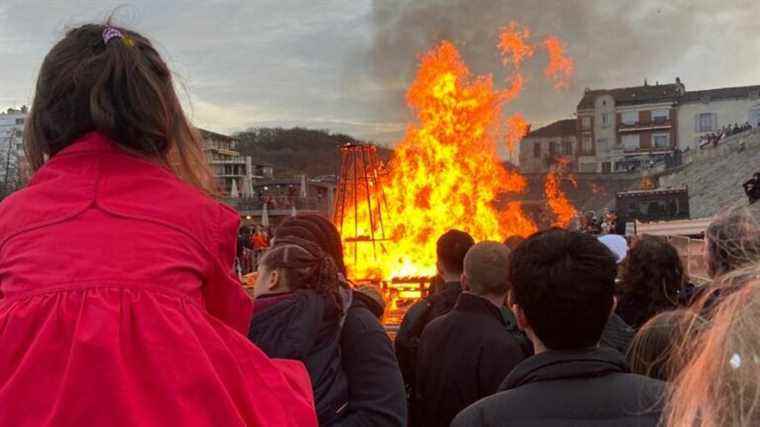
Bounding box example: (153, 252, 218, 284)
(510, 229, 617, 350)
(436, 229, 475, 275)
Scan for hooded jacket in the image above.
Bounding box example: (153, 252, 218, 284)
(250, 290, 349, 425)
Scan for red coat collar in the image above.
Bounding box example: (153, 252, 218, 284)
(55, 132, 122, 157)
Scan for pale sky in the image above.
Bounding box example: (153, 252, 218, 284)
(2, 0, 759, 146)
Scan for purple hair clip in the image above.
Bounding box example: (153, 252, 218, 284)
(102, 26, 124, 45)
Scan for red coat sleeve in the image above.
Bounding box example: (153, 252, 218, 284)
(202, 204, 253, 334)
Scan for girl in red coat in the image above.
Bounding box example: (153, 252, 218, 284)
(0, 23, 317, 427)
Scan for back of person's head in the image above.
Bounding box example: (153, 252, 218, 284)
(665, 269, 760, 426)
(620, 235, 685, 326)
(503, 235, 524, 252)
(274, 215, 347, 275)
(706, 203, 760, 278)
(257, 236, 342, 308)
(25, 20, 214, 193)
(463, 241, 511, 297)
(436, 229, 475, 276)
(509, 229, 617, 350)
(628, 309, 704, 382)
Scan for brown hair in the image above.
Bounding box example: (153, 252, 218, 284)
(260, 236, 343, 311)
(25, 21, 216, 194)
(618, 235, 685, 329)
(627, 309, 704, 382)
(665, 266, 760, 426)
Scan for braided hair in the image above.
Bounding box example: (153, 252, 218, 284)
(275, 215, 347, 276)
(260, 236, 344, 312)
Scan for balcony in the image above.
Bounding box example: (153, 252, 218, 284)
(618, 118, 673, 132)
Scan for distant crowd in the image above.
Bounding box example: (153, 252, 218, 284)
(700, 121, 756, 148)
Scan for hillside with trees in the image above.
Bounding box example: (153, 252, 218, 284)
(234, 127, 392, 177)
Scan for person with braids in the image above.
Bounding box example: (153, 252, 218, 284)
(250, 237, 350, 425)
(0, 21, 317, 426)
(616, 235, 687, 330)
(269, 215, 407, 426)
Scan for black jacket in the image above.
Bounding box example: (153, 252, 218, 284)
(452, 347, 665, 427)
(600, 313, 635, 355)
(249, 290, 349, 425)
(337, 290, 407, 426)
(395, 281, 462, 387)
(415, 293, 529, 427)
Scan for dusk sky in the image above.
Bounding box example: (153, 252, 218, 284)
(1, 0, 759, 146)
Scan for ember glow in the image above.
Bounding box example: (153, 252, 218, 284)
(339, 23, 576, 281)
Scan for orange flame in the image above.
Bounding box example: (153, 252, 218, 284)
(341, 41, 536, 280)
(544, 159, 578, 227)
(505, 113, 530, 154)
(498, 22, 535, 68)
(340, 22, 576, 282)
(544, 36, 575, 89)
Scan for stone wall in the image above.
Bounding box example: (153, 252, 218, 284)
(658, 128, 760, 218)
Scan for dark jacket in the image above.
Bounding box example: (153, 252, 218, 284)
(395, 282, 462, 385)
(452, 347, 665, 427)
(600, 313, 635, 355)
(337, 290, 407, 426)
(415, 293, 529, 427)
(249, 290, 349, 426)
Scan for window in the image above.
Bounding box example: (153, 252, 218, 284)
(653, 133, 670, 149)
(15, 118, 24, 125)
(582, 135, 593, 153)
(581, 116, 591, 130)
(597, 138, 608, 151)
(652, 110, 669, 123)
(622, 134, 640, 151)
(621, 111, 638, 125)
(562, 140, 573, 155)
(696, 113, 717, 132)
(549, 141, 559, 156)
(601, 113, 610, 128)
(533, 142, 541, 158)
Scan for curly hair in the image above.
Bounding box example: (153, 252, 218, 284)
(259, 236, 343, 312)
(619, 235, 685, 329)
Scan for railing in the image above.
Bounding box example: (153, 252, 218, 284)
(618, 118, 673, 131)
(227, 196, 330, 212)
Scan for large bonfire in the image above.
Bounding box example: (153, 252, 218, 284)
(340, 22, 576, 281)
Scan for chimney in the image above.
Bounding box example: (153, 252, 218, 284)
(675, 77, 685, 95)
(644, 78, 648, 86)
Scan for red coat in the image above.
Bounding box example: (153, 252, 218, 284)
(0, 133, 317, 427)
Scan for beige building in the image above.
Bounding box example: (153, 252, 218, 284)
(519, 119, 577, 173)
(576, 79, 683, 173)
(676, 85, 760, 150)
(199, 129, 253, 197)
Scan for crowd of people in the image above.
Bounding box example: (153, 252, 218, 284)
(700, 121, 756, 148)
(4, 20, 760, 427)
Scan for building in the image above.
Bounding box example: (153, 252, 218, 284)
(0, 107, 28, 194)
(676, 85, 760, 150)
(519, 119, 577, 173)
(199, 129, 253, 197)
(576, 79, 684, 173)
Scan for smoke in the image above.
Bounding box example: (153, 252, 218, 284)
(366, 0, 760, 136)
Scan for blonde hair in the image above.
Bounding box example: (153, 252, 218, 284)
(665, 265, 760, 426)
(627, 309, 704, 382)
